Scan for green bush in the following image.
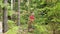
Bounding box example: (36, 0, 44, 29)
(5, 26, 19, 34)
(8, 20, 16, 29)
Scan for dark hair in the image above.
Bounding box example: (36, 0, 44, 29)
(30, 11, 34, 13)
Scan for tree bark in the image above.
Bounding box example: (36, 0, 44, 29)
(11, 0, 13, 10)
(52, 22, 56, 34)
(3, 0, 8, 33)
(17, 0, 20, 26)
(53, 29, 55, 34)
(13, 0, 15, 10)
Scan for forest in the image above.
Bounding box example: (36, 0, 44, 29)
(0, 0, 60, 34)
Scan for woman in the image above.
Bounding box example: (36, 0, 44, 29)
(28, 12, 35, 32)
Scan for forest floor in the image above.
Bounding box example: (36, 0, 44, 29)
(0, 22, 33, 34)
(17, 25, 34, 34)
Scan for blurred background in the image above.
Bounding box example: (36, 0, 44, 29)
(0, 0, 60, 34)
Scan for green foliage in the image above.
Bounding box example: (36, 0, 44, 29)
(0, 0, 60, 34)
(34, 24, 49, 34)
(20, 0, 60, 34)
(8, 20, 16, 29)
(0, 0, 4, 8)
(5, 26, 19, 34)
(8, 10, 14, 16)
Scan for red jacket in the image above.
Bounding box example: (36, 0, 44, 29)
(29, 15, 35, 21)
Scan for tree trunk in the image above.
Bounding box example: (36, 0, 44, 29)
(11, 0, 13, 20)
(3, 0, 8, 33)
(17, 0, 20, 26)
(0, 5, 2, 20)
(27, 0, 30, 12)
(13, 0, 15, 10)
(53, 29, 55, 34)
(52, 22, 56, 34)
(11, 0, 13, 10)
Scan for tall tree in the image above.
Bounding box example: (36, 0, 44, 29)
(11, 0, 13, 20)
(13, 0, 15, 10)
(11, 0, 13, 10)
(17, 0, 20, 26)
(3, 0, 8, 33)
